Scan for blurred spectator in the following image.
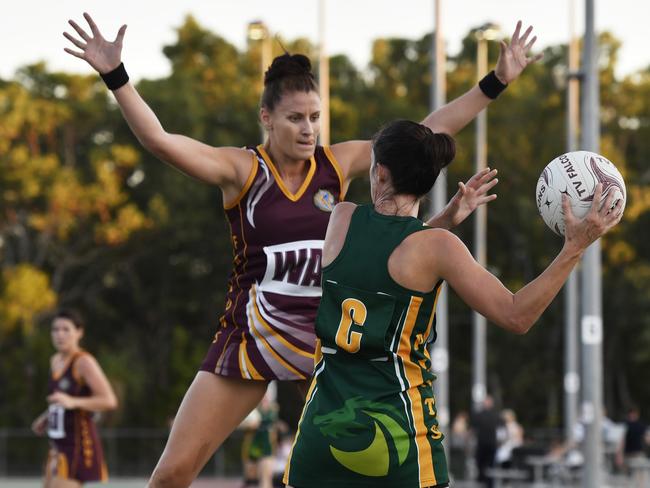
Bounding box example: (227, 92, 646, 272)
(471, 395, 504, 487)
(495, 408, 524, 467)
(449, 410, 472, 480)
(616, 405, 650, 486)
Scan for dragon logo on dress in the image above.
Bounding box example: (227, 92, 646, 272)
(314, 397, 410, 477)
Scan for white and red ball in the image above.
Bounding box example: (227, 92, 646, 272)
(535, 151, 626, 236)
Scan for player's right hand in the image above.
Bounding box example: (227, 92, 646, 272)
(563, 183, 623, 252)
(64, 12, 126, 74)
(31, 415, 47, 436)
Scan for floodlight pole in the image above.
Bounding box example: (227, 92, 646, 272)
(581, 0, 604, 486)
(247, 20, 272, 143)
(564, 0, 581, 448)
(429, 0, 450, 448)
(318, 0, 330, 146)
(472, 33, 489, 412)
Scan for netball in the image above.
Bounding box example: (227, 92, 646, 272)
(536, 151, 626, 236)
(4, 1, 647, 486)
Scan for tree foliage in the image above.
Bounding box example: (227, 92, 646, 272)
(1, 17, 649, 434)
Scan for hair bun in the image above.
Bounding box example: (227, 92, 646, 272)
(426, 132, 456, 168)
(264, 54, 313, 85)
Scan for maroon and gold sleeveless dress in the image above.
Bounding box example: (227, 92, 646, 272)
(46, 351, 108, 482)
(200, 145, 345, 381)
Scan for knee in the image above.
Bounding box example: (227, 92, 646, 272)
(148, 462, 195, 488)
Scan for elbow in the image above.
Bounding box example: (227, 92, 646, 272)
(104, 393, 119, 411)
(504, 314, 534, 335)
(140, 132, 169, 156)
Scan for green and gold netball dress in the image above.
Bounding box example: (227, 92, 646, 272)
(285, 204, 448, 488)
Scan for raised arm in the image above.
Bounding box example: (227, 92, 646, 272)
(330, 22, 540, 201)
(430, 185, 622, 333)
(425, 167, 498, 229)
(422, 20, 543, 135)
(63, 13, 251, 194)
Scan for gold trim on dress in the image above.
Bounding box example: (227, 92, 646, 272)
(224, 151, 259, 209)
(256, 145, 316, 202)
(323, 146, 347, 200)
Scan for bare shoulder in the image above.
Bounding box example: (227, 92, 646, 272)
(402, 227, 470, 267)
(415, 227, 461, 248)
(331, 201, 357, 219)
(327, 202, 357, 237)
(322, 202, 358, 267)
(75, 352, 100, 374)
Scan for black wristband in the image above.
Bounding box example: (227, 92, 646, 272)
(479, 70, 507, 99)
(100, 63, 129, 91)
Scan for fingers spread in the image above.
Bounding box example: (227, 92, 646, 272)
(529, 53, 544, 64)
(83, 12, 101, 37)
(511, 20, 522, 43)
(483, 178, 499, 192)
(599, 190, 616, 216)
(483, 194, 498, 203)
(68, 19, 91, 41)
(590, 183, 604, 212)
(524, 35, 537, 52)
(63, 31, 86, 50)
(562, 194, 575, 222)
(481, 168, 498, 183)
(63, 47, 85, 59)
(115, 24, 128, 45)
(519, 25, 534, 46)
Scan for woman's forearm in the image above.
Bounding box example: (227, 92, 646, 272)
(112, 83, 168, 151)
(508, 245, 584, 333)
(71, 394, 118, 412)
(421, 86, 491, 136)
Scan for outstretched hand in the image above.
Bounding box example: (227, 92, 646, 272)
(446, 167, 498, 228)
(563, 183, 623, 251)
(494, 21, 543, 85)
(64, 12, 126, 74)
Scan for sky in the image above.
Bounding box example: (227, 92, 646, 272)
(2, 0, 649, 82)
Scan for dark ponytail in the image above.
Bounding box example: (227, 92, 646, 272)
(261, 53, 318, 110)
(372, 120, 455, 198)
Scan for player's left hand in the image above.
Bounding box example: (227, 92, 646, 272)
(447, 167, 498, 228)
(494, 21, 543, 84)
(47, 391, 76, 409)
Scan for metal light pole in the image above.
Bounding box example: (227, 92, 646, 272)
(247, 20, 272, 143)
(472, 24, 499, 412)
(564, 0, 581, 447)
(428, 0, 450, 445)
(318, 0, 330, 146)
(580, 0, 604, 486)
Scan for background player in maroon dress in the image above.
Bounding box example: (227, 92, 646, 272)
(32, 310, 118, 488)
(63, 12, 541, 486)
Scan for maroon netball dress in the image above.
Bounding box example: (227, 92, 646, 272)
(46, 351, 108, 482)
(200, 145, 345, 380)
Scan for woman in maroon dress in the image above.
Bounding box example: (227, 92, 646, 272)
(32, 310, 118, 487)
(63, 12, 541, 486)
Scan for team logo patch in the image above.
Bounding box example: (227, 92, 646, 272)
(314, 397, 410, 476)
(58, 378, 71, 391)
(313, 188, 336, 212)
